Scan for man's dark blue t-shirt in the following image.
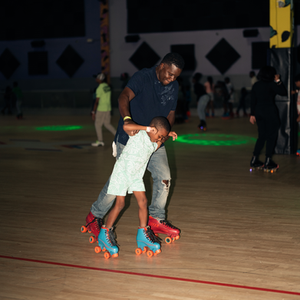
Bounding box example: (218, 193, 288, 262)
(116, 66, 179, 145)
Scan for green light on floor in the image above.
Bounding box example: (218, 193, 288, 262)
(35, 125, 83, 131)
(176, 133, 256, 146)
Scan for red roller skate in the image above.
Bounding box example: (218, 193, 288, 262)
(148, 216, 180, 244)
(80, 211, 103, 243)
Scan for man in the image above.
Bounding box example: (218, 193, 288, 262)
(84, 53, 184, 243)
(249, 71, 258, 87)
(91, 73, 116, 147)
(12, 81, 23, 119)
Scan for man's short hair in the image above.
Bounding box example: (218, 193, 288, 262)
(295, 74, 300, 82)
(161, 53, 185, 70)
(150, 116, 171, 133)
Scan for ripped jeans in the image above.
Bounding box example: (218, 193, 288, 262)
(91, 140, 171, 220)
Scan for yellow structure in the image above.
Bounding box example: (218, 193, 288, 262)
(269, 0, 294, 48)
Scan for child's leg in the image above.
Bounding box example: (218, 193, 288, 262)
(133, 191, 148, 228)
(105, 196, 125, 228)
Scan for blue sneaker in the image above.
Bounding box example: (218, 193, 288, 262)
(95, 226, 119, 259)
(135, 226, 161, 257)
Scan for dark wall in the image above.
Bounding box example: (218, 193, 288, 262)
(0, 0, 85, 41)
(127, 0, 269, 33)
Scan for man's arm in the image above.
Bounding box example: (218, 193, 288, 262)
(165, 110, 177, 142)
(118, 87, 135, 119)
(166, 110, 175, 127)
(91, 98, 99, 121)
(118, 87, 140, 136)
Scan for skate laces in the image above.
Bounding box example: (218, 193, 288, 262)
(86, 217, 102, 230)
(145, 226, 161, 244)
(106, 228, 118, 247)
(160, 220, 179, 230)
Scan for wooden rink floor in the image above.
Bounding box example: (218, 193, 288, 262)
(0, 112, 300, 300)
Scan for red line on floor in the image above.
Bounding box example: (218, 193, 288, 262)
(1, 255, 299, 296)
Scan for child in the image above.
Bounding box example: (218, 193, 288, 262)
(94, 116, 177, 259)
(291, 74, 300, 156)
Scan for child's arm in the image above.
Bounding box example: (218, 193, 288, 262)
(123, 123, 157, 134)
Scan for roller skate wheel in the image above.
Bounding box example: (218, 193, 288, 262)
(165, 237, 172, 244)
(88, 230, 92, 233)
(102, 247, 106, 252)
(89, 236, 96, 243)
(271, 170, 274, 173)
(81, 226, 88, 233)
(135, 248, 142, 255)
(95, 246, 101, 254)
(175, 235, 180, 240)
(104, 252, 111, 259)
(112, 253, 119, 258)
(142, 247, 148, 254)
(147, 250, 154, 257)
(154, 249, 161, 256)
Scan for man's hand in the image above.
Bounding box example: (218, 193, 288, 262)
(124, 120, 139, 136)
(91, 112, 95, 121)
(250, 115, 256, 125)
(168, 131, 178, 141)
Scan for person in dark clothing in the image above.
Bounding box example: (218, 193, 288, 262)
(192, 73, 205, 101)
(175, 76, 186, 123)
(1, 86, 13, 115)
(249, 66, 287, 172)
(236, 87, 248, 117)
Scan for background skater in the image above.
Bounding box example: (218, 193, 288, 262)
(249, 66, 287, 173)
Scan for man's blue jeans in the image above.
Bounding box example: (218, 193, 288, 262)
(91, 140, 171, 220)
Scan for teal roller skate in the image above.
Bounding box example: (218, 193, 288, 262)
(135, 226, 161, 257)
(95, 226, 119, 259)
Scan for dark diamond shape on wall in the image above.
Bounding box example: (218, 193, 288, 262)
(206, 39, 240, 74)
(129, 42, 160, 70)
(0, 48, 20, 79)
(56, 45, 84, 77)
